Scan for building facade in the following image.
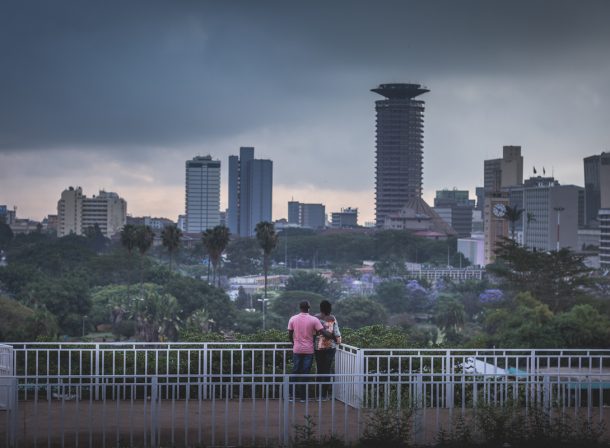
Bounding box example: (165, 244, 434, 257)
(433, 189, 474, 237)
(185, 156, 221, 233)
(227, 147, 273, 237)
(287, 201, 326, 229)
(372, 83, 428, 227)
(331, 207, 358, 228)
(583, 152, 610, 227)
(520, 178, 580, 252)
(57, 187, 126, 238)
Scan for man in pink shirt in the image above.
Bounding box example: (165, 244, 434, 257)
(287, 300, 334, 401)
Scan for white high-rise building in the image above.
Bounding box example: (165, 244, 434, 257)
(185, 156, 221, 233)
(57, 187, 126, 238)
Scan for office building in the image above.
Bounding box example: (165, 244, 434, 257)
(598, 153, 610, 268)
(583, 153, 610, 227)
(185, 156, 221, 233)
(518, 177, 580, 252)
(57, 187, 127, 238)
(287, 200, 326, 229)
(227, 147, 273, 237)
(331, 207, 359, 228)
(433, 189, 475, 237)
(372, 83, 428, 226)
(0, 205, 16, 226)
(287, 201, 301, 225)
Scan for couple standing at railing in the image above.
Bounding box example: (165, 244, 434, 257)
(287, 299, 342, 402)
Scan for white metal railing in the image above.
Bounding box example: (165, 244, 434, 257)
(3, 343, 610, 446)
(0, 344, 17, 448)
(2, 371, 609, 447)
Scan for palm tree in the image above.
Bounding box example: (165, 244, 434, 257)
(120, 224, 138, 288)
(505, 206, 524, 242)
(135, 225, 155, 292)
(161, 224, 182, 272)
(525, 212, 536, 248)
(201, 225, 231, 287)
(255, 221, 278, 329)
(435, 294, 466, 337)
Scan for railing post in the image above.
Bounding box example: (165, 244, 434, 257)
(95, 343, 101, 400)
(7, 377, 18, 448)
(151, 376, 159, 448)
(282, 375, 290, 446)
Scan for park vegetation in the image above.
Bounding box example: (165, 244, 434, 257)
(0, 219, 609, 349)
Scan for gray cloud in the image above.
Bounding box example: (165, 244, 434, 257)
(1, 0, 610, 221)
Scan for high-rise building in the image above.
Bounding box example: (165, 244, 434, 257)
(287, 201, 301, 225)
(331, 207, 358, 228)
(57, 187, 127, 238)
(227, 147, 273, 237)
(372, 83, 428, 227)
(519, 177, 580, 252)
(433, 189, 474, 237)
(584, 152, 610, 227)
(598, 153, 610, 268)
(185, 155, 221, 233)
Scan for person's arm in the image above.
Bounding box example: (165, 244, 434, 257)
(287, 318, 294, 345)
(334, 319, 342, 345)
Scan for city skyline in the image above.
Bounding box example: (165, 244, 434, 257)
(2, 1, 610, 223)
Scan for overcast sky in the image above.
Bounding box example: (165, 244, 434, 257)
(1, 0, 609, 224)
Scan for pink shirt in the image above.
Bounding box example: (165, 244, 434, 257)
(287, 313, 323, 354)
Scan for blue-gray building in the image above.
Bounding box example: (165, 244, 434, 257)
(227, 147, 273, 237)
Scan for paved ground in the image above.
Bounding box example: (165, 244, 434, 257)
(2, 399, 609, 447)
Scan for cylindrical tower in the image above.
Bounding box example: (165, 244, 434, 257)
(372, 83, 428, 227)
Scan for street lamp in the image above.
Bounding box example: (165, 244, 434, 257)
(554, 207, 565, 251)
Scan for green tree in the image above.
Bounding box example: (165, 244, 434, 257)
(480, 292, 558, 348)
(270, 290, 327, 322)
(334, 296, 388, 329)
(504, 206, 524, 241)
(120, 224, 138, 287)
(374, 256, 407, 279)
(135, 225, 154, 291)
(491, 239, 592, 311)
(161, 224, 182, 272)
(434, 294, 466, 342)
(202, 225, 231, 286)
(0, 220, 14, 249)
(84, 223, 108, 252)
(553, 304, 610, 348)
(255, 222, 278, 298)
(285, 271, 329, 295)
(255, 221, 278, 330)
(0, 295, 58, 341)
(375, 281, 408, 314)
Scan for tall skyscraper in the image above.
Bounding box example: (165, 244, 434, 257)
(227, 147, 273, 237)
(185, 155, 221, 233)
(372, 83, 428, 227)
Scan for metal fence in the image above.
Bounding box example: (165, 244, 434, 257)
(2, 344, 610, 447)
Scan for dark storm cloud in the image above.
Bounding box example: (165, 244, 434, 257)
(2, 0, 610, 151)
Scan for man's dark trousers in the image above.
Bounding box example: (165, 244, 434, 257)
(292, 353, 314, 399)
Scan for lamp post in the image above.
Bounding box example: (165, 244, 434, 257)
(554, 207, 565, 251)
